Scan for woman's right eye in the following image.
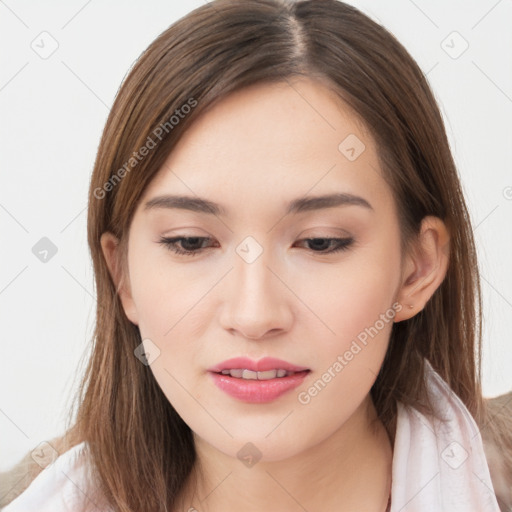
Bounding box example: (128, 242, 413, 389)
(158, 236, 217, 257)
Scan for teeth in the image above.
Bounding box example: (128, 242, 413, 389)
(242, 369, 259, 379)
(256, 370, 280, 380)
(219, 368, 295, 380)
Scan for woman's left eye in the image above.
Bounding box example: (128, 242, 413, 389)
(158, 236, 354, 257)
(295, 237, 354, 254)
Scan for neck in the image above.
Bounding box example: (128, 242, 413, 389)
(174, 396, 393, 512)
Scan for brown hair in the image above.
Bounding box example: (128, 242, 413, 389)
(5, 0, 499, 510)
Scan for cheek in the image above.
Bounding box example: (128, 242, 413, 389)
(128, 241, 211, 339)
(130, 260, 209, 415)
(290, 260, 399, 439)
(127, 246, 216, 398)
(299, 240, 400, 338)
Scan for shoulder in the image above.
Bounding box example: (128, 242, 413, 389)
(481, 392, 512, 511)
(2, 441, 108, 512)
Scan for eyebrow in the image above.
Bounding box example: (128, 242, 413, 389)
(143, 192, 374, 216)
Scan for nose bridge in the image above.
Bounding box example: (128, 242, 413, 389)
(220, 235, 292, 338)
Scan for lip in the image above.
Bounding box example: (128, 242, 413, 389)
(207, 357, 310, 373)
(207, 357, 310, 403)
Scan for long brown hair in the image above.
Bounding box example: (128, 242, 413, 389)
(21, 0, 491, 510)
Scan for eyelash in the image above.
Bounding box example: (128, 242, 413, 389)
(158, 236, 354, 257)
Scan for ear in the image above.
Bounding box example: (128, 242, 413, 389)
(100, 232, 139, 325)
(394, 216, 450, 322)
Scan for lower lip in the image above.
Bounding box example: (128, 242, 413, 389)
(209, 371, 310, 403)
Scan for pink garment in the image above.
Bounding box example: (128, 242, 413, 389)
(3, 359, 501, 511)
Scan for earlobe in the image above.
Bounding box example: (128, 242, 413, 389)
(394, 216, 450, 322)
(100, 232, 139, 325)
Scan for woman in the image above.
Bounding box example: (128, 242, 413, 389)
(2, 0, 509, 510)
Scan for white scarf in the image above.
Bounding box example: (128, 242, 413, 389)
(391, 359, 501, 511)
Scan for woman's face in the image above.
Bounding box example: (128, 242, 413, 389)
(112, 77, 406, 461)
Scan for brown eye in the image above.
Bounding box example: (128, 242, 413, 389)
(294, 237, 354, 254)
(158, 236, 217, 256)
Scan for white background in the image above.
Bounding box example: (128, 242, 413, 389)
(1, 0, 511, 472)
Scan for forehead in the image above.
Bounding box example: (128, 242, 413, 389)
(140, 78, 391, 219)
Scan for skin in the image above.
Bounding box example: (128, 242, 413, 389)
(101, 77, 450, 511)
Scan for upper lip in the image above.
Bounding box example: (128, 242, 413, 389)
(208, 357, 310, 373)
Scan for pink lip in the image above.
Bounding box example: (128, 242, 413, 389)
(207, 357, 310, 403)
(207, 357, 309, 373)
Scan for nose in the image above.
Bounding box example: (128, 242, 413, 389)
(219, 248, 294, 340)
